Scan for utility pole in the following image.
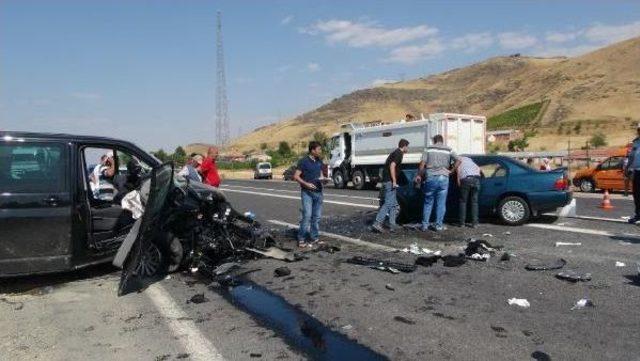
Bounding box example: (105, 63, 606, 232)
(215, 11, 230, 146)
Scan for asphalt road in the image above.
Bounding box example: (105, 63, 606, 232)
(2, 179, 639, 361)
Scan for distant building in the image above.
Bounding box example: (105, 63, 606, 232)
(487, 129, 522, 143)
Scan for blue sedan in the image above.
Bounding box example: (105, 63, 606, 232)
(386, 155, 573, 226)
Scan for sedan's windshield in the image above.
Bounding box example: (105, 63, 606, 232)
(259, 164, 271, 169)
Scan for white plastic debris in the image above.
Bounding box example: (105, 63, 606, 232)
(616, 261, 626, 267)
(621, 216, 631, 220)
(571, 298, 594, 310)
(507, 298, 530, 308)
(468, 253, 490, 261)
(482, 233, 494, 238)
(433, 250, 442, 256)
(341, 324, 353, 330)
(503, 231, 512, 235)
(402, 243, 436, 256)
(555, 242, 582, 247)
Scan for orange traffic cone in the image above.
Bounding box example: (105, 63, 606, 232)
(599, 190, 614, 210)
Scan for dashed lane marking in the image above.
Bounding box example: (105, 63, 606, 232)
(526, 223, 640, 241)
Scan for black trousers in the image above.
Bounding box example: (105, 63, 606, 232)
(633, 170, 640, 217)
(459, 176, 481, 225)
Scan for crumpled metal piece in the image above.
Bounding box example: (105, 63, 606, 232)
(525, 258, 567, 271)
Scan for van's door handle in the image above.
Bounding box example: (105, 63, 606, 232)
(43, 196, 60, 207)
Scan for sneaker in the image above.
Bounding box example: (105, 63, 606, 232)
(432, 225, 446, 232)
(388, 224, 402, 233)
(420, 224, 430, 232)
(628, 216, 639, 224)
(371, 223, 385, 233)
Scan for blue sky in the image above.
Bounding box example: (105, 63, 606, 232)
(1, 0, 639, 151)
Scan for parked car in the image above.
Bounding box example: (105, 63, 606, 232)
(572, 155, 628, 192)
(0, 131, 160, 277)
(385, 155, 572, 226)
(283, 165, 297, 181)
(254, 162, 273, 179)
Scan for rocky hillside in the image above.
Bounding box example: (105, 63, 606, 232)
(229, 37, 640, 153)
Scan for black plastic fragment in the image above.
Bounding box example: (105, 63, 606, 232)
(556, 270, 592, 282)
(531, 350, 552, 361)
(442, 254, 466, 267)
(525, 259, 567, 271)
(274, 266, 292, 277)
(346, 256, 416, 273)
(393, 316, 416, 325)
(188, 293, 209, 304)
(415, 255, 440, 267)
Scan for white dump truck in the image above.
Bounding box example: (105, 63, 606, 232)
(328, 113, 486, 189)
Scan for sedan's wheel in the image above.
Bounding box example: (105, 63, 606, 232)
(333, 170, 346, 189)
(135, 242, 162, 276)
(498, 196, 530, 226)
(352, 170, 365, 190)
(579, 179, 595, 193)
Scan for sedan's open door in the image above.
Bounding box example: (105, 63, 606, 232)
(113, 163, 174, 296)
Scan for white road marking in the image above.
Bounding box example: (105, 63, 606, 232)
(268, 219, 397, 251)
(146, 284, 225, 361)
(221, 188, 378, 209)
(222, 184, 378, 201)
(526, 223, 640, 240)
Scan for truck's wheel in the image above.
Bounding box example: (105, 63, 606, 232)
(498, 196, 530, 226)
(333, 170, 346, 189)
(352, 170, 365, 190)
(579, 179, 595, 193)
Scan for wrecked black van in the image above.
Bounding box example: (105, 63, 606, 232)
(0, 131, 162, 277)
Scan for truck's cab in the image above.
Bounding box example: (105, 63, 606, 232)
(329, 132, 352, 188)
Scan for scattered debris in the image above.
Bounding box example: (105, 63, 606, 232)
(531, 351, 552, 361)
(615, 261, 626, 267)
(500, 253, 512, 261)
(464, 239, 501, 261)
(415, 255, 440, 267)
(555, 242, 581, 247)
(274, 267, 292, 277)
(176, 353, 190, 359)
(246, 247, 302, 262)
(525, 259, 567, 271)
(503, 231, 511, 235)
(249, 353, 262, 358)
(188, 294, 209, 304)
(393, 316, 416, 325)
(341, 324, 353, 330)
(482, 233, 494, 238)
(213, 262, 240, 276)
(401, 243, 439, 256)
(316, 244, 341, 253)
(556, 270, 592, 283)
(468, 253, 490, 261)
(507, 298, 530, 308)
(346, 256, 416, 273)
(571, 298, 594, 310)
(385, 284, 395, 291)
(442, 254, 466, 267)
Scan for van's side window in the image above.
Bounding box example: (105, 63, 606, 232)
(0, 143, 67, 193)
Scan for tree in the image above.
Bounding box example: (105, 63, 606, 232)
(508, 138, 529, 152)
(172, 146, 187, 165)
(277, 141, 292, 157)
(260, 143, 268, 151)
(590, 132, 608, 148)
(152, 149, 169, 162)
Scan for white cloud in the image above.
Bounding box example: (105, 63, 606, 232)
(371, 79, 397, 86)
(385, 38, 444, 65)
(280, 15, 294, 25)
(70, 92, 102, 100)
(545, 30, 582, 43)
(451, 32, 494, 52)
(583, 20, 640, 44)
(307, 62, 320, 72)
(533, 43, 601, 57)
(498, 32, 538, 49)
(301, 19, 438, 48)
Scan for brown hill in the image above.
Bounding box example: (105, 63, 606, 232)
(229, 37, 640, 153)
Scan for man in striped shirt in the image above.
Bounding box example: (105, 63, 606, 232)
(415, 135, 460, 231)
(456, 156, 482, 228)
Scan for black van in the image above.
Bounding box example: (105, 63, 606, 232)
(0, 131, 161, 277)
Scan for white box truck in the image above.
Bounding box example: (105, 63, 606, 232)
(328, 113, 486, 189)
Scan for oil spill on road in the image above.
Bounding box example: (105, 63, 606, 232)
(216, 279, 389, 361)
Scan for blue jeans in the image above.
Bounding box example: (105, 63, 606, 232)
(298, 189, 323, 242)
(375, 181, 398, 226)
(422, 175, 449, 228)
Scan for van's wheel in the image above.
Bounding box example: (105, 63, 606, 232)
(498, 196, 530, 226)
(136, 242, 163, 277)
(333, 170, 346, 189)
(579, 179, 595, 192)
(352, 170, 365, 190)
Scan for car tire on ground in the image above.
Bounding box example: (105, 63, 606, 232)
(497, 196, 530, 226)
(352, 170, 365, 190)
(579, 178, 595, 192)
(333, 169, 346, 189)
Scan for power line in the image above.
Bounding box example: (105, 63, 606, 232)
(215, 11, 230, 145)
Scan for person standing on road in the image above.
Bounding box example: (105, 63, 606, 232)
(415, 135, 460, 232)
(624, 123, 640, 223)
(200, 147, 221, 188)
(294, 141, 325, 248)
(178, 153, 203, 183)
(455, 156, 481, 228)
(371, 139, 410, 233)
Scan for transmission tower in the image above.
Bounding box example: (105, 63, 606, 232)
(215, 11, 230, 145)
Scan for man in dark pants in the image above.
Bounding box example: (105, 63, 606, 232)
(293, 141, 325, 247)
(371, 139, 410, 233)
(455, 156, 482, 228)
(625, 124, 640, 223)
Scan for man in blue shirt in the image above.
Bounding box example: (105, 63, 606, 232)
(294, 141, 324, 247)
(624, 124, 640, 223)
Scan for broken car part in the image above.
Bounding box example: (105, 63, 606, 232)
(415, 255, 440, 267)
(442, 254, 467, 267)
(556, 270, 592, 282)
(274, 266, 292, 277)
(346, 256, 416, 273)
(507, 298, 530, 308)
(525, 258, 567, 271)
